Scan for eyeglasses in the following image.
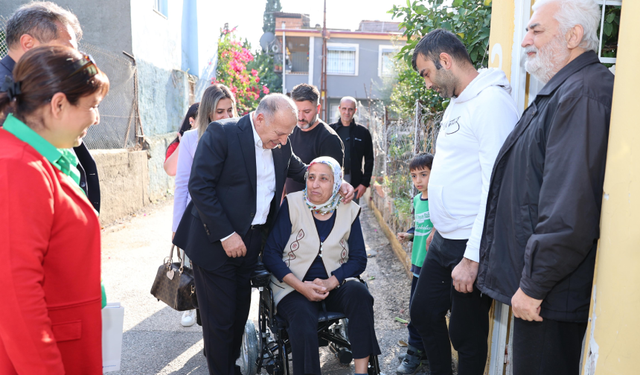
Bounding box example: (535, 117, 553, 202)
(64, 52, 98, 80)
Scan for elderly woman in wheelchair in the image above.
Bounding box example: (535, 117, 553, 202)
(263, 156, 381, 375)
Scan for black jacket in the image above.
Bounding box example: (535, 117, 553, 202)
(173, 114, 306, 271)
(0, 55, 15, 83)
(0, 55, 101, 212)
(329, 120, 374, 188)
(285, 120, 344, 194)
(477, 51, 614, 322)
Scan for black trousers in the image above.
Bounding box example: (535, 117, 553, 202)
(410, 232, 492, 375)
(407, 275, 425, 351)
(277, 280, 381, 375)
(513, 318, 587, 375)
(192, 227, 263, 375)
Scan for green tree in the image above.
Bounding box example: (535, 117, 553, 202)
(388, 0, 492, 116)
(247, 51, 282, 97)
(263, 0, 282, 33)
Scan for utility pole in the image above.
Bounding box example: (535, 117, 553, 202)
(320, 0, 328, 121)
(282, 21, 286, 94)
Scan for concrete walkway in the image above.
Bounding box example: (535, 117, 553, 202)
(102, 196, 416, 374)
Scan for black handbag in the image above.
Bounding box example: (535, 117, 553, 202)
(150, 245, 198, 311)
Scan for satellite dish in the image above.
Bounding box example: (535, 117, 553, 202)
(259, 32, 275, 51)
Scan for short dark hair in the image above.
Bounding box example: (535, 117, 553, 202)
(6, 2, 82, 48)
(411, 29, 472, 71)
(409, 153, 434, 171)
(291, 83, 320, 104)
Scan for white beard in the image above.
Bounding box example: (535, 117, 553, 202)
(523, 34, 570, 84)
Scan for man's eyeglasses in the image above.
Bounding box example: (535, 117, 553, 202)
(65, 53, 98, 80)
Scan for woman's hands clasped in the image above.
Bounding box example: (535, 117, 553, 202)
(285, 273, 341, 302)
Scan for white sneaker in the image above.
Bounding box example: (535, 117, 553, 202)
(181, 310, 196, 327)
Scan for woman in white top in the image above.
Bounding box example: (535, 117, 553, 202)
(172, 83, 237, 327)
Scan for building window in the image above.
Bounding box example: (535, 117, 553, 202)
(598, 0, 621, 65)
(378, 45, 396, 77)
(327, 43, 359, 76)
(153, 0, 168, 18)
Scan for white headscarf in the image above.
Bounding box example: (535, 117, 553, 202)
(303, 156, 343, 215)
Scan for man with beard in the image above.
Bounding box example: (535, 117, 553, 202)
(476, 1, 614, 374)
(409, 29, 518, 375)
(285, 83, 344, 194)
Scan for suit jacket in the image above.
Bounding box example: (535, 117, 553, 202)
(0, 55, 15, 84)
(173, 114, 306, 271)
(0, 130, 102, 374)
(0, 55, 101, 212)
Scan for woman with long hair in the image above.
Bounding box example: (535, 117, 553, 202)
(172, 83, 237, 327)
(163, 102, 199, 176)
(0, 45, 109, 374)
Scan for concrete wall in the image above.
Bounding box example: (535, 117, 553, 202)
(583, 1, 640, 373)
(146, 133, 177, 202)
(136, 60, 190, 137)
(93, 149, 149, 225)
(92, 132, 175, 226)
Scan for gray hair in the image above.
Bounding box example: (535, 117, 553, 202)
(255, 93, 298, 121)
(339, 96, 357, 108)
(6, 1, 82, 48)
(533, 0, 601, 52)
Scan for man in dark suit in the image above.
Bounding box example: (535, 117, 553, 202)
(174, 94, 353, 375)
(1, 2, 100, 211)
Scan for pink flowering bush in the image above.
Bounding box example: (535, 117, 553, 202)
(212, 26, 270, 115)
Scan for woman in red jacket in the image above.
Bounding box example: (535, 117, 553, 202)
(0, 45, 109, 374)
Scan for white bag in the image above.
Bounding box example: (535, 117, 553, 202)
(102, 302, 124, 373)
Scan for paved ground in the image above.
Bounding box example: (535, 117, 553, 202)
(102, 196, 421, 375)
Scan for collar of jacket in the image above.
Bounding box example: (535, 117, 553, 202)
(332, 119, 357, 132)
(0, 55, 15, 76)
(536, 50, 600, 97)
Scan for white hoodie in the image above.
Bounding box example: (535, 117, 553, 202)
(428, 68, 518, 262)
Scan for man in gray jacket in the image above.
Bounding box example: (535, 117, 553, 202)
(477, 1, 614, 374)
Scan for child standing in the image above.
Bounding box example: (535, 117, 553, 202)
(396, 153, 434, 374)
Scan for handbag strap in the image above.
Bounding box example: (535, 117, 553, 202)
(168, 244, 186, 273)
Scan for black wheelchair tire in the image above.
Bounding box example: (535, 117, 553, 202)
(239, 320, 260, 375)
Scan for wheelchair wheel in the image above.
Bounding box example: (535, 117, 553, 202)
(239, 320, 259, 375)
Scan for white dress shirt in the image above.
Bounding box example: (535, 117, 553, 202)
(250, 112, 276, 225)
(172, 129, 199, 232)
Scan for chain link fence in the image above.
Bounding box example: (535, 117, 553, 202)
(360, 99, 441, 233)
(0, 17, 7, 58)
(0, 16, 139, 149)
(79, 42, 139, 149)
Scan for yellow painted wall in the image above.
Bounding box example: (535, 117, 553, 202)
(583, 1, 640, 374)
(487, 0, 515, 79)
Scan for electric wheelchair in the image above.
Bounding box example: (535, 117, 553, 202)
(239, 275, 381, 375)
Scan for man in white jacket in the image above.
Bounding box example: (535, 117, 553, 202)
(408, 29, 518, 375)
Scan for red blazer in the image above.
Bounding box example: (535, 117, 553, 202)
(0, 130, 102, 374)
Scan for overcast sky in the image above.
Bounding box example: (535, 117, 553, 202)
(220, 0, 407, 52)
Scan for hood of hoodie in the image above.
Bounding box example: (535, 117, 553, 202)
(454, 68, 512, 104)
